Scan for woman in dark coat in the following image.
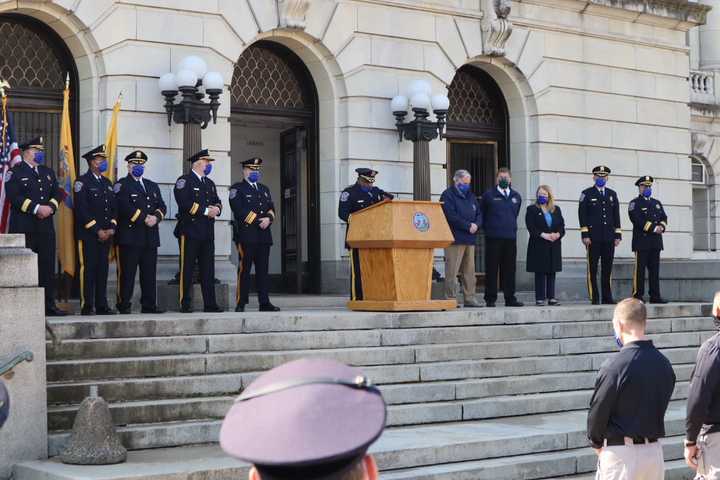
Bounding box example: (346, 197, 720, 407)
(526, 185, 565, 306)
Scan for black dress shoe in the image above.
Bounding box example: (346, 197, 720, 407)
(180, 305, 193, 313)
(117, 305, 132, 314)
(235, 304, 245, 312)
(204, 305, 224, 313)
(486, 302, 496, 308)
(650, 298, 669, 304)
(548, 299, 560, 306)
(505, 299, 524, 307)
(259, 303, 280, 312)
(141, 306, 165, 314)
(591, 299, 600, 305)
(95, 307, 116, 315)
(46, 306, 67, 317)
(602, 299, 616, 305)
(81, 308, 94, 316)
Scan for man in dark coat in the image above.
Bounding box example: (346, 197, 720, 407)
(4, 136, 66, 316)
(74, 144, 117, 315)
(229, 157, 280, 313)
(114, 150, 167, 314)
(440, 169, 482, 307)
(629, 176, 668, 304)
(173, 149, 223, 313)
(338, 168, 394, 301)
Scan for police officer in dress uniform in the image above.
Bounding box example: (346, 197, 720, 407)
(4, 136, 66, 316)
(220, 358, 386, 480)
(74, 145, 117, 316)
(338, 168, 394, 301)
(229, 157, 280, 313)
(628, 176, 668, 304)
(685, 291, 720, 478)
(173, 149, 223, 313)
(588, 298, 675, 480)
(578, 166, 622, 305)
(114, 150, 167, 314)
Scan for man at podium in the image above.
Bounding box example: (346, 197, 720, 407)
(338, 168, 394, 300)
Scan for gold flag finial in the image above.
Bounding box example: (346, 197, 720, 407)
(0, 79, 10, 98)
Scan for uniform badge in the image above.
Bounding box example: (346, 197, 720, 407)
(629, 201, 635, 212)
(47, 175, 52, 181)
(579, 193, 585, 202)
(656, 204, 661, 209)
(74, 181, 83, 192)
(229, 188, 237, 200)
(108, 185, 113, 191)
(175, 178, 186, 190)
(511, 197, 518, 204)
(3, 171, 11, 182)
(340, 191, 349, 202)
(609, 196, 614, 202)
(265, 192, 268, 198)
(113, 183, 121, 193)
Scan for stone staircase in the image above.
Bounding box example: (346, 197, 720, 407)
(17, 302, 711, 479)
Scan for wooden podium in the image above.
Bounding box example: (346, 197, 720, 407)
(346, 200, 457, 311)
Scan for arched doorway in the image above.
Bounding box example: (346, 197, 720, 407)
(445, 65, 510, 275)
(230, 40, 320, 293)
(0, 13, 79, 175)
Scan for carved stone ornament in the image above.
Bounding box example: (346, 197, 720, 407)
(278, 0, 310, 29)
(482, 0, 513, 57)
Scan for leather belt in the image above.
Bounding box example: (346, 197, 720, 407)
(604, 436, 658, 447)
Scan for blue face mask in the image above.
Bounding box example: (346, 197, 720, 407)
(248, 171, 261, 183)
(615, 335, 623, 349)
(360, 185, 371, 193)
(98, 159, 108, 173)
(203, 163, 212, 176)
(131, 165, 144, 178)
(457, 183, 471, 194)
(34, 151, 45, 165)
(537, 195, 548, 205)
(595, 177, 607, 188)
(642, 188, 652, 198)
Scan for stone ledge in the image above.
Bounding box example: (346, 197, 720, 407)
(0, 248, 37, 288)
(586, 0, 710, 25)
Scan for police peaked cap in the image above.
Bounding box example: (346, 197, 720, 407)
(592, 165, 611, 177)
(242, 157, 263, 170)
(635, 175, 654, 187)
(19, 136, 44, 151)
(187, 149, 214, 163)
(356, 168, 378, 183)
(82, 144, 108, 162)
(125, 150, 148, 165)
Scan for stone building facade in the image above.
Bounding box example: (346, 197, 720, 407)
(0, 0, 712, 297)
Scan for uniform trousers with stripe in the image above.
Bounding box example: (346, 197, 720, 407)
(78, 239, 111, 311)
(116, 245, 158, 310)
(587, 241, 615, 303)
(350, 248, 363, 301)
(632, 249, 660, 300)
(179, 235, 217, 309)
(236, 242, 270, 306)
(23, 231, 56, 308)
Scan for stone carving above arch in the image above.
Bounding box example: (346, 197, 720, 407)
(278, 0, 310, 29)
(481, 0, 513, 57)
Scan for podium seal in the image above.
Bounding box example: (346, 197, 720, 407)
(413, 212, 430, 232)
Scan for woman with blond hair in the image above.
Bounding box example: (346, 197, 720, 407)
(525, 185, 565, 305)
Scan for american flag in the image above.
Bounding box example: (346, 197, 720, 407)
(0, 108, 22, 233)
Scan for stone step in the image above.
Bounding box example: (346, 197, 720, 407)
(46, 303, 710, 340)
(36, 401, 690, 474)
(544, 459, 692, 479)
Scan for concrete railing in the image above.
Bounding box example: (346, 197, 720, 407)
(690, 70, 718, 105)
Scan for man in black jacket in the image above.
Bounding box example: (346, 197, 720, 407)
(684, 291, 720, 477)
(5, 136, 66, 316)
(114, 150, 167, 314)
(587, 298, 675, 480)
(229, 157, 280, 313)
(74, 144, 117, 315)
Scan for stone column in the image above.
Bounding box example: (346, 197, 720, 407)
(0, 234, 47, 479)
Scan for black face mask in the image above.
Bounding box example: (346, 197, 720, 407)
(714, 316, 720, 330)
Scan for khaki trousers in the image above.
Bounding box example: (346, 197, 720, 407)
(444, 244, 477, 304)
(595, 441, 664, 480)
(697, 432, 720, 479)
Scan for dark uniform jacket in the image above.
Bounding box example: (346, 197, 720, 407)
(173, 171, 221, 241)
(525, 204, 565, 273)
(440, 186, 482, 245)
(480, 187, 522, 240)
(114, 175, 167, 248)
(578, 186, 622, 242)
(587, 340, 675, 448)
(5, 161, 61, 233)
(74, 171, 118, 241)
(229, 180, 275, 245)
(338, 183, 393, 247)
(686, 332, 720, 443)
(628, 195, 667, 251)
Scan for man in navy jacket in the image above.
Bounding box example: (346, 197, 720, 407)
(441, 170, 482, 307)
(481, 167, 523, 307)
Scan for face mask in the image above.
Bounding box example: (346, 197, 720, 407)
(360, 185, 371, 193)
(595, 177, 606, 188)
(614, 335, 623, 349)
(98, 159, 108, 173)
(203, 163, 212, 176)
(498, 178, 510, 189)
(457, 183, 471, 194)
(131, 165, 144, 178)
(34, 151, 45, 165)
(248, 171, 261, 183)
(537, 195, 548, 205)
(642, 188, 652, 198)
